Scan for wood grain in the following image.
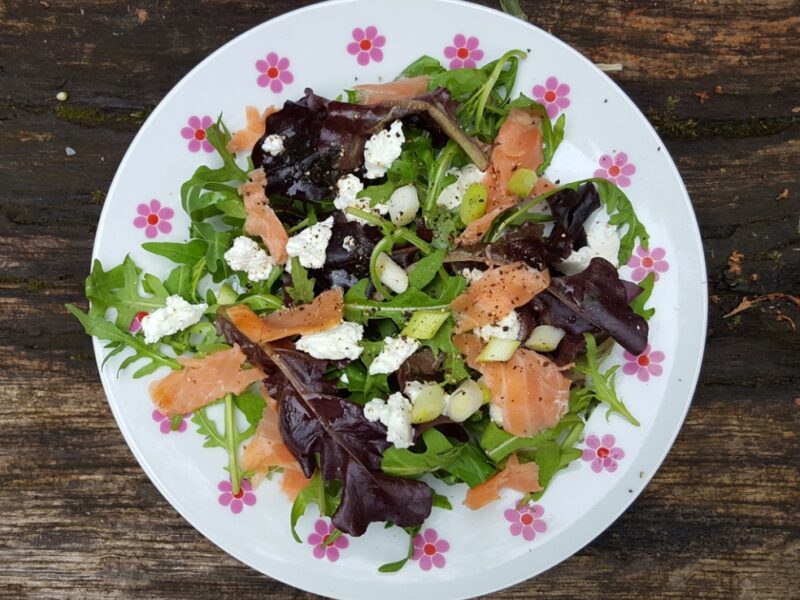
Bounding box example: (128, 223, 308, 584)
(1, 0, 798, 598)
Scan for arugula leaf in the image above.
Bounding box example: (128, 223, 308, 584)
(444, 438, 497, 487)
(432, 493, 452, 510)
(422, 317, 469, 384)
(192, 392, 258, 497)
(399, 55, 445, 79)
(592, 178, 649, 263)
(378, 525, 421, 573)
(164, 265, 193, 300)
(84, 257, 169, 330)
(289, 471, 342, 543)
(344, 280, 454, 327)
(180, 117, 248, 219)
(382, 429, 464, 478)
(66, 304, 180, 377)
(142, 239, 208, 265)
(339, 360, 390, 404)
(190, 222, 232, 279)
(530, 439, 560, 489)
(286, 258, 316, 304)
(574, 334, 639, 426)
(480, 422, 549, 463)
(234, 391, 266, 427)
(630, 272, 656, 320)
(407, 249, 445, 290)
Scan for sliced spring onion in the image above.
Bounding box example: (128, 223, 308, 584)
(507, 168, 538, 197)
(375, 252, 409, 294)
(476, 337, 520, 362)
(402, 310, 450, 340)
(409, 384, 446, 424)
(443, 380, 484, 422)
(524, 325, 566, 352)
(216, 283, 239, 305)
(387, 184, 420, 226)
(459, 182, 488, 224)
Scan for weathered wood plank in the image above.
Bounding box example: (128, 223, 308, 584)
(1, 0, 798, 598)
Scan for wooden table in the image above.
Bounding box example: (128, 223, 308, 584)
(1, 0, 798, 598)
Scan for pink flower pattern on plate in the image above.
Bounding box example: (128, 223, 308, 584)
(151, 409, 189, 434)
(217, 479, 257, 514)
(307, 519, 350, 562)
(594, 151, 636, 187)
(623, 344, 665, 382)
(628, 245, 669, 282)
(255, 52, 294, 93)
(412, 528, 449, 571)
(133, 199, 174, 239)
(582, 434, 625, 473)
(505, 502, 547, 541)
(128, 311, 147, 333)
(532, 76, 571, 118)
(444, 34, 484, 69)
(347, 26, 385, 65)
(180, 115, 214, 153)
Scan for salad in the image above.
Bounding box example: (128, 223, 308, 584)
(68, 49, 653, 571)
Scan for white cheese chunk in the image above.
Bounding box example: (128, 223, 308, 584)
(474, 310, 521, 342)
(558, 208, 621, 275)
(286, 216, 334, 271)
(436, 164, 485, 210)
(295, 321, 364, 361)
(364, 120, 404, 179)
(333, 174, 389, 224)
(342, 235, 356, 251)
(460, 267, 485, 284)
(141, 295, 207, 344)
(368, 336, 421, 375)
(224, 236, 276, 282)
(363, 392, 414, 449)
(260, 134, 285, 156)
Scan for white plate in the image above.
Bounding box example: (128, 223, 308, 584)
(91, 1, 707, 598)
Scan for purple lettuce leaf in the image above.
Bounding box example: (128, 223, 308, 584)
(217, 315, 434, 536)
(545, 183, 601, 261)
(252, 87, 462, 202)
(530, 257, 647, 360)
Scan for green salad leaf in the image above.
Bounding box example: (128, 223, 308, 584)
(382, 429, 464, 478)
(378, 525, 421, 573)
(192, 392, 259, 497)
(286, 258, 316, 304)
(630, 272, 657, 320)
(66, 303, 181, 377)
(574, 333, 640, 426)
(289, 471, 342, 543)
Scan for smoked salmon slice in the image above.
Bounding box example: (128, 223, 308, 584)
(239, 169, 288, 264)
(454, 333, 570, 438)
(149, 345, 264, 417)
(451, 262, 550, 333)
(464, 454, 541, 509)
(241, 401, 310, 500)
(484, 108, 545, 212)
(221, 289, 343, 343)
(354, 75, 430, 104)
(455, 108, 554, 246)
(228, 105, 277, 153)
